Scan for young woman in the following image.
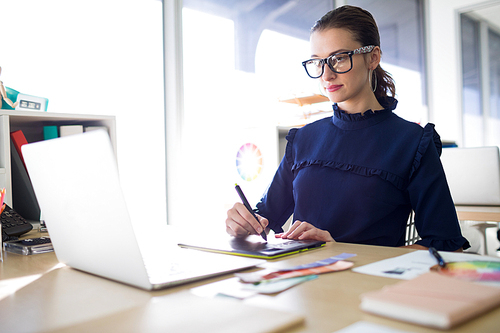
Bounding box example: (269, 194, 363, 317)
(226, 5, 469, 251)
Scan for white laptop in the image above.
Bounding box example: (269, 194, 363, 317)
(441, 146, 500, 206)
(21, 130, 263, 290)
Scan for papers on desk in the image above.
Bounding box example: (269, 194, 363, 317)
(236, 253, 355, 283)
(191, 253, 356, 299)
(353, 250, 500, 285)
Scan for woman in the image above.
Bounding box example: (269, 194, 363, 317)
(226, 5, 469, 251)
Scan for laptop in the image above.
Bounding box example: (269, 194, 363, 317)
(441, 146, 500, 206)
(21, 130, 264, 290)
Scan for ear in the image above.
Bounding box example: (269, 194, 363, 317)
(367, 46, 381, 70)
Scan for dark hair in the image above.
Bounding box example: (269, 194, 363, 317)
(311, 5, 395, 99)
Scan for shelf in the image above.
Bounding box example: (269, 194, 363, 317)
(279, 93, 329, 106)
(0, 110, 116, 211)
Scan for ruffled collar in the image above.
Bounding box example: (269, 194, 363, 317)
(332, 97, 398, 130)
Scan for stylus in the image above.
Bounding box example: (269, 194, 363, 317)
(429, 247, 446, 268)
(235, 184, 267, 241)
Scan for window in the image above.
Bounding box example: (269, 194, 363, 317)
(0, 0, 165, 238)
(489, 31, 500, 120)
(461, 12, 500, 147)
(174, 1, 331, 228)
(348, 0, 427, 124)
(461, 15, 483, 147)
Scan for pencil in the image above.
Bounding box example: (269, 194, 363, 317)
(235, 184, 267, 241)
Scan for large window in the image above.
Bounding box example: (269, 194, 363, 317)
(0, 0, 165, 241)
(349, 0, 427, 124)
(461, 15, 483, 147)
(461, 12, 500, 147)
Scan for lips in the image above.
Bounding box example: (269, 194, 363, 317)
(326, 84, 342, 92)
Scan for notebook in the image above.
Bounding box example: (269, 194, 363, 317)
(21, 130, 264, 290)
(359, 272, 500, 329)
(441, 146, 500, 205)
(178, 234, 325, 259)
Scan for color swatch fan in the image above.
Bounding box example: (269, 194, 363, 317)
(433, 261, 500, 282)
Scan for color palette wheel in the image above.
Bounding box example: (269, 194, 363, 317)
(236, 143, 263, 181)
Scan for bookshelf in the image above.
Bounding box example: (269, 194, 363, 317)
(0, 110, 116, 207)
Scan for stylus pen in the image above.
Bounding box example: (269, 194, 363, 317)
(429, 247, 446, 268)
(235, 184, 267, 241)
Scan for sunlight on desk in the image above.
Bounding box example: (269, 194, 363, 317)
(0, 274, 41, 301)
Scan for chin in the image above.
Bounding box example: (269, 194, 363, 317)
(326, 94, 345, 104)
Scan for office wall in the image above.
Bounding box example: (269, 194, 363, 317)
(425, 0, 493, 145)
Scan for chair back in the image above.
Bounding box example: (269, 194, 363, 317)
(441, 146, 500, 206)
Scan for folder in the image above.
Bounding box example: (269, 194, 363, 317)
(359, 272, 500, 329)
(10, 140, 41, 221)
(10, 130, 28, 168)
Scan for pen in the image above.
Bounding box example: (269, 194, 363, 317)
(429, 247, 446, 268)
(235, 184, 267, 241)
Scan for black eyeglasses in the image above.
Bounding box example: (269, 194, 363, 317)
(302, 45, 375, 79)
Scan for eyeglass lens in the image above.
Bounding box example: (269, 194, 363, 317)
(304, 53, 351, 78)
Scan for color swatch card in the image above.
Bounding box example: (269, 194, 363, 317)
(432, 260, 500, 282)
(236, 253, 356, 283)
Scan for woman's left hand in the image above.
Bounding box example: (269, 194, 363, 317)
(275, 220, 334, 242)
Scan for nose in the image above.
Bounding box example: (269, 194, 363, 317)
(321, 63, 337, 82)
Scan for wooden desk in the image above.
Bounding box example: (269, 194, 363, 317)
(1, 241, 500, 332)
(455, 205, 500, 222)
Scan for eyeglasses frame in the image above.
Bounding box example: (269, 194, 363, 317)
(302, 45, 376, 79)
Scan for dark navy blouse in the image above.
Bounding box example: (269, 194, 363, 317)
(256, 98, 469, 251)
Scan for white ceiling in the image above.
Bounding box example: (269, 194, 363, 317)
(469, 2, 500, 30)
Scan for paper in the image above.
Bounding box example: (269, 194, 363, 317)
(190, 277, 257, 299)
(191, 275, 319, 298)
(241, 275, 318, 294)
(352, 250, 500, 282)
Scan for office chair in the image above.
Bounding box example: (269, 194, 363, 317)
(440, 146, 500, 255)
(405, 211, 420, 246)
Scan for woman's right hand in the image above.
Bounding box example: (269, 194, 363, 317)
(225, 202, 269, 238)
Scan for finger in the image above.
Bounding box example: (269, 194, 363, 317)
(279, 221, 300, 238)
(282, 221, 309, 239)
(298, 228, 335, 242)
(234, 203, 265, 234)
(226, 203, 258, 235)
(297, 228, 320, 240)
(257, 215, 269, 229)
(226, 223, 249, 238)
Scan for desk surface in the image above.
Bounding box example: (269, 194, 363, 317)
(1, 231, 500, 333)
(455, 205, 500, 222)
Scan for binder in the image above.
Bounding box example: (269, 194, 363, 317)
(10, 137, 41, 221)
(10, 130, 28, 168)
